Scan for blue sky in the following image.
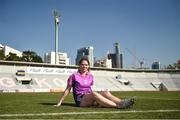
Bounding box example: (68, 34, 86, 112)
(0, 0, 179, 68)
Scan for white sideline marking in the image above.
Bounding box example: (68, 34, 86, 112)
(0, 109, 180, 117)
(137, 97, 180, 101)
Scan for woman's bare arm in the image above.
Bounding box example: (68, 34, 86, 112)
(54, 84, 72, 107)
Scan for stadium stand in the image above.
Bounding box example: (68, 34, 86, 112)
(0, 61, 180, 92)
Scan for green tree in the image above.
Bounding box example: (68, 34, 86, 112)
(0, 49, 5, 60)
(21, 50, 43, 63)
(166, 60, 180, 69)
(166, 64, 175, 69)
(174, 60, 180, 69)
(5, 52, 21, 61)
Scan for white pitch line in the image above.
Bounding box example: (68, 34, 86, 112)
(136, 97, 180, 101)
(0, 109, 180, 117)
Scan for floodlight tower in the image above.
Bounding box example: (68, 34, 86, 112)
(53, 10, 60, 64)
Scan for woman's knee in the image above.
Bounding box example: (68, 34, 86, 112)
(92, 91, 100, 98)
(100, 90, 110, 96)
(92, 91, 98, 95)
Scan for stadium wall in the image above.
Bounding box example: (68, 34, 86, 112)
(0, 61, 180, 92)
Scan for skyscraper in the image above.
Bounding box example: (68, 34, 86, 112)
(152, 61, 160, 69)
(108, 42, 123, 68)
(76, 46, 94, 67)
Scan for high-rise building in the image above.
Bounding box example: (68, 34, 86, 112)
(44, 51, 70, 65)
(76, 46, 94, 67)
(108, 42, 123, 68)
(152, 61, 160, 69)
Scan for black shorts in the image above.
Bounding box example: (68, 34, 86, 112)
(74, 95, 84, 107)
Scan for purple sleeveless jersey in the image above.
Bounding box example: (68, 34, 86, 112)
(67, 71, 94, 97)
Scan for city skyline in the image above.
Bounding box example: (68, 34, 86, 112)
(0, 0, 179, 68)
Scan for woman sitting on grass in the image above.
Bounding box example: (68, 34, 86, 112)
(54, 57, 135, 108)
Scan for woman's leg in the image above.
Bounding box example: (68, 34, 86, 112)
(80, 93, 95, 107)
(99, 91, 136, 109)
(99, 90, 122, 104)
(80, 92, 117, 108)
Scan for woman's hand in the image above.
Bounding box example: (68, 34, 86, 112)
(54, 105, 60, 107)
(54, 103, 61, 107)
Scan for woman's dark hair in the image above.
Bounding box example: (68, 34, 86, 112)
(79, 57, 90, 65)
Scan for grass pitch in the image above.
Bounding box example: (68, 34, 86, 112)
(0, 91, 180, 119)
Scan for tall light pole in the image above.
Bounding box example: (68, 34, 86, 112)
(53, 10, 60, 64)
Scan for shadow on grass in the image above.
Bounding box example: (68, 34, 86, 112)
(40, 102, 76, 107)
